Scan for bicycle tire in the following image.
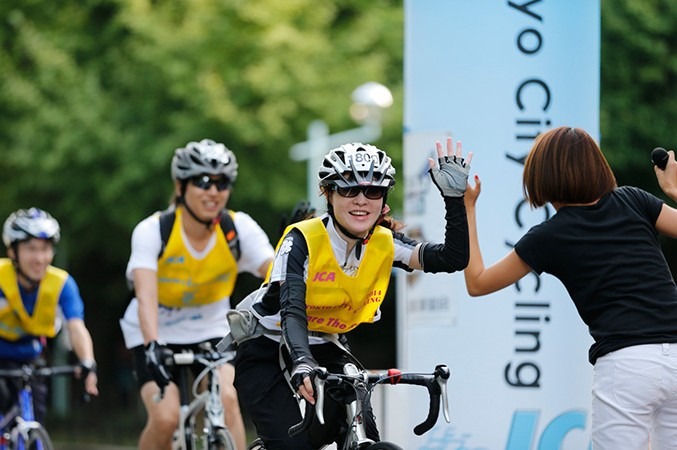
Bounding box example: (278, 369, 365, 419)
(11, 422, 55, 450)
(207, 427, 236, 450)
(246, 438, 266, 450)
(364, 442, 403, 450)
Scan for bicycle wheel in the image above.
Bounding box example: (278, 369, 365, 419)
(246, 438, 266, 450)
(207, 427, 236, 450)
(11, 423, 54, 450)
(364, 442, 403, 450)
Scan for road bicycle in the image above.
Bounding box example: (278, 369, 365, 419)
(159, 343, 237, 450)
(0, 363, 80, 450)
(247, 363, 451, 450)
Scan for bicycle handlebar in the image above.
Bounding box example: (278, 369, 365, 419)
(288, 364, 451, 438)
(406, 364, 451, 435)
(0, 364, 92, 403)
(0, 364, 79, 380)
(168, 349, 230, 366)
(154, 346, 231, 402)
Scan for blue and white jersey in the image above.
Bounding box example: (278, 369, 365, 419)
(0, 275, 84, 361)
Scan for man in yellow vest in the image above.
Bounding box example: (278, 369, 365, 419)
(119, 139, 274, 450)
(0, 208, 98, 423)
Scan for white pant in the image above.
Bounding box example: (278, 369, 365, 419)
(592, 343, 677, 450)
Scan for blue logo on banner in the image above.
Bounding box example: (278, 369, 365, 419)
(506, 410, 591, 450)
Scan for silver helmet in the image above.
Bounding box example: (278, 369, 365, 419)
(3, 208, 61, 247)
(318, 143, 395, 189)
(171, 139, 238, 182)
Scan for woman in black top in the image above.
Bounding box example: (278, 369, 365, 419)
(463, 126, 677, 450)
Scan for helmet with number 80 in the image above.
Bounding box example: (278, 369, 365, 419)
(2, 208, 61, 248)
(171, 139, 239, 183)
(318, 143, 396, 190)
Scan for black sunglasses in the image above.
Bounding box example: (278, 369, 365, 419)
(189, 175, 231, 192)
(333, 185, 388, 200)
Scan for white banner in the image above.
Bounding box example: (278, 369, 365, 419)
(389, 1, 601, 449)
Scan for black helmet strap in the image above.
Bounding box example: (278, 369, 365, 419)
(327, 193, 388, 260)
(178, 181, 220, 230)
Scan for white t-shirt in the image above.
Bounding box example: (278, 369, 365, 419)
(119, 210, 274, 348)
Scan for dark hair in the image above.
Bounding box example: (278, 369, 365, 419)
(522, 126, 617, 208)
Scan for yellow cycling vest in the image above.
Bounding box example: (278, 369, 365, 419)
(0, 258, 67, 340)
(157, 208, 238, 307)
(278, 218, 394, 334)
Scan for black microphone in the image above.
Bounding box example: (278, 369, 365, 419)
(651, 147, 669, 170)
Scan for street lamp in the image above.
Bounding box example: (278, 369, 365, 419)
(289, 82, 393, 211)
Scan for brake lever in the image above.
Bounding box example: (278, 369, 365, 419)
(435, 365, 451, 423)
(314, 367, 328, 425)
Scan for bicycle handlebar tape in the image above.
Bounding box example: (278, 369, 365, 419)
(414, 393, 440, 436)
(288, 400, 314, 437)
(652, 147, 668, 170)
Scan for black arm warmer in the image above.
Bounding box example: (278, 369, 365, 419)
(278, 229, 316, 363)
(420, 196, 469, 273)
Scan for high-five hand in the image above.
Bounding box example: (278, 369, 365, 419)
(428, 137, 473, 198)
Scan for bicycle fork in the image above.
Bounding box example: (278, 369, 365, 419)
(10, 418, 46, 450)
(13, 386, 45, 450)
(203, 371, 226, 443)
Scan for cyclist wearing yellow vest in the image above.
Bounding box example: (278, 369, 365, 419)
(0, 208, 98, 423)
(119, 139, 274, 450)
(233, 140, 471, 449)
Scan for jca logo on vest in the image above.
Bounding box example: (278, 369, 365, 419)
(312, 271, 336, 282)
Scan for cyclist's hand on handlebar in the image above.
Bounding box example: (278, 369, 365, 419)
(291, 356, 318, 405)
(145, 340, 173, 389)
(297, 376, 315, 405)
(428, 137, 472, 198)
(83, 372, 99, 397)
(78, 360, 99, 397)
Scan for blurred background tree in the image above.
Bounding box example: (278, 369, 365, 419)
(600, 0, 675, 187)
(0, 0, 674, 445)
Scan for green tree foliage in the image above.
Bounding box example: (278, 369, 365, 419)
(600, 0, 676, 188)
(0, 0, 674, 442)
(0, 0, 404, 248)
(0, 0, 403, 438)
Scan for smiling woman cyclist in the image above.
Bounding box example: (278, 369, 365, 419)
(119, 139, 274, 450)
(232, 140, 471, 450)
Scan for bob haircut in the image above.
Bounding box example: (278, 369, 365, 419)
(523, 126, 617, 208)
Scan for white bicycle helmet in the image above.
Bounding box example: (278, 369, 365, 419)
(3, 208, 61, 247)
(171, 139, 238, 182)
(318, 143, 395, 189)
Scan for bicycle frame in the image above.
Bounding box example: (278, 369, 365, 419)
(333, 363, 375, 449)
(167, 346, 234, 450)
(0, 365, 77, 450)
(1, 373, 43, 450)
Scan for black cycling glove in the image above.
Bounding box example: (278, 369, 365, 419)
(429, 155, 470, 198)
(144, 340, 173, 388)
(290, 355, 318, 391)
(79, 359, 97, 380)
